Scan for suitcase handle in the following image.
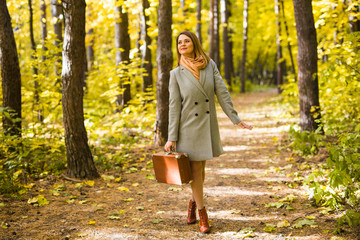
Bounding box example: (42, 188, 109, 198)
(165, 151, 189, 159)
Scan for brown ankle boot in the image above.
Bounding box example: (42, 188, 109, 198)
(198, 207, 211, 233)
(187, 199, 197, 224)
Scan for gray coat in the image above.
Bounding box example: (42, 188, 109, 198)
(168, 59, 241, 161)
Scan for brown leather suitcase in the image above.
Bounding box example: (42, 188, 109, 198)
(152, 152, 193, 185)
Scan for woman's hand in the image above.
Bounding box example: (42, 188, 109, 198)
(237, 121, 253, 130)
(164, 141, 176, 152)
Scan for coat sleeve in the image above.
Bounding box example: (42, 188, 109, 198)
(168, 70, 182, 141)
(212, 60, 242, 125)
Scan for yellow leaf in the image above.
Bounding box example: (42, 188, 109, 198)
(84, 181, 95, 187)
(132, 183, 139, 187)
(115, 177, 121, 183)
(118, 186, 129, 191)
(88, 221, 96, 225)
(123, 198, 134, 202)
(277, 220, 290, 228)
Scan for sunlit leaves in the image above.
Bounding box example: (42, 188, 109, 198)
(27, 195, 49, 206)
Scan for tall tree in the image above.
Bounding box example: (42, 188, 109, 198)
(209, 0, 220, 67)
(141, 0, 153, 93)
(86, 4, 95, 72)
(28, 0, 42, 122)
(196, 0, 202, 43)
(0, 0, 22, 137)
(348, 0, 360, 32)
(61, 0, 99, 179)
(154, 0, 172, 146)
(281, 0, 296, 81)
(40, 0, 48, 61)
(275, 0, 284, 93)
(221, 0, 233, 90)
(293, 0, 321, 132)
(51, 0, 63, 83)
(240, 0, 249, 93)
(115, 1, 131, 109)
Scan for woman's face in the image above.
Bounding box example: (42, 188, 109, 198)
(178, 34, 194, 58)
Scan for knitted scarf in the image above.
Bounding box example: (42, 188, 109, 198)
(180, 55, 207, 81)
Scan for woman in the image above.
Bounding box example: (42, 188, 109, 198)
(164, 31, 253, 233)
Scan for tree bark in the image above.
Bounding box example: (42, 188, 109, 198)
(349, 0, 360, 32)
(275, 0, 284, 93)
(209, 0, 220, 67)
(115, 1, 131, 109)
(240, 0, 249, 93)
(293, 0, 321, 132)
(221, 0, 233, 90)
(196, 0, 202, 44)
(40, 0, 48, 61)
(0, 0, 22, 137)
(86, 6, 94, 72)
(154, 0, 172, 146)
(61, 0, 99, 179)
(281, 0, 296, 81)
(141, 0, 153, 93)
(51, 0, 63, 84)
(28, 0, 43, 122)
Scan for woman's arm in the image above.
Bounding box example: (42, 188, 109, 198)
(167, 70, 182, 142)
(212, 61, 253, 130)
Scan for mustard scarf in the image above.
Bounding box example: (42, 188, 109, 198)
(180, 55, 207, 81)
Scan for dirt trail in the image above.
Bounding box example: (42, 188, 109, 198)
(0, 90, 356, 240)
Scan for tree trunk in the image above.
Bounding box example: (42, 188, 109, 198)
(221, 0, 232, 90)
(240, 0, 249, 93)
(86, 6, 94, 72)
(154, 0, 172, 146)
(349, 0, 360, 32)
(28, 0, 43, 122)
(51, 0, 63, 85)
(196, 0, 202, 44)
(40, 0, 48, 61)
(0, 0, 22, 137)
(281, 0, 296, 81)
(115, 1, 131, 109)
(141, 0, 153, 93)
(210, 0, 220, 67)
(293, 0, 321, 132)
(275, 0, 284, 93)
(61, 0, 99, 179)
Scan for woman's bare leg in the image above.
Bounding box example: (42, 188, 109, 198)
(190, 161, 206, 209)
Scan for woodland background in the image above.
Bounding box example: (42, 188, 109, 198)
(0, 0, 359, 236)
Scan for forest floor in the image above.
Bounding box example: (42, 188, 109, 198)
(1, 89, 358, 240)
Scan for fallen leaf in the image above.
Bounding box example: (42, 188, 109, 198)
(146, 174, 155, 180)
(132, 183, 139, 187)
(136, 206, 144, 211)
(101, 175, 115, 181)
(123, 198, 134, 202)
(280, 194, 297, 203)
(265, 202, 284, 208)
(168, 187, 183, 191)
(286, 205, 295, 210)
(264, 224, 277, 232)
(277, 220, 290, 228)
(88, 221, 96, 225)
(108, 215, 121, 220)
(75, 183, 83, 190)
(132, 218, 142, 222)
(231, 209, 242, 214)
(292, 218, 317, 229)
(118, 187, 129, 191)
(84, 181, 95, 187)
(78, 200, 87, 204)
(28, 195, 49, 206)
(0, 203, 6, 207)
(152, 218, 164, 224)
(115, 177, 121, 183)
(221, 175, 230, 179)
(237, 227, 255, 238)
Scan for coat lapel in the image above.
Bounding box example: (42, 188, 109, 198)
(180, 65, 208, 98)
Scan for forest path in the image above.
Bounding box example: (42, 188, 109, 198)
(1, 89, 354, 240)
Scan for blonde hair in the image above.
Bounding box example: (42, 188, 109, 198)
(176, 31, 210, 66)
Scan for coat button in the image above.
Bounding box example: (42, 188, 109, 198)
(195, 113, 198, 116)
(206, 111, 210, 114)
(195, 102, 198, 105)
(206, 99, 209, 102)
